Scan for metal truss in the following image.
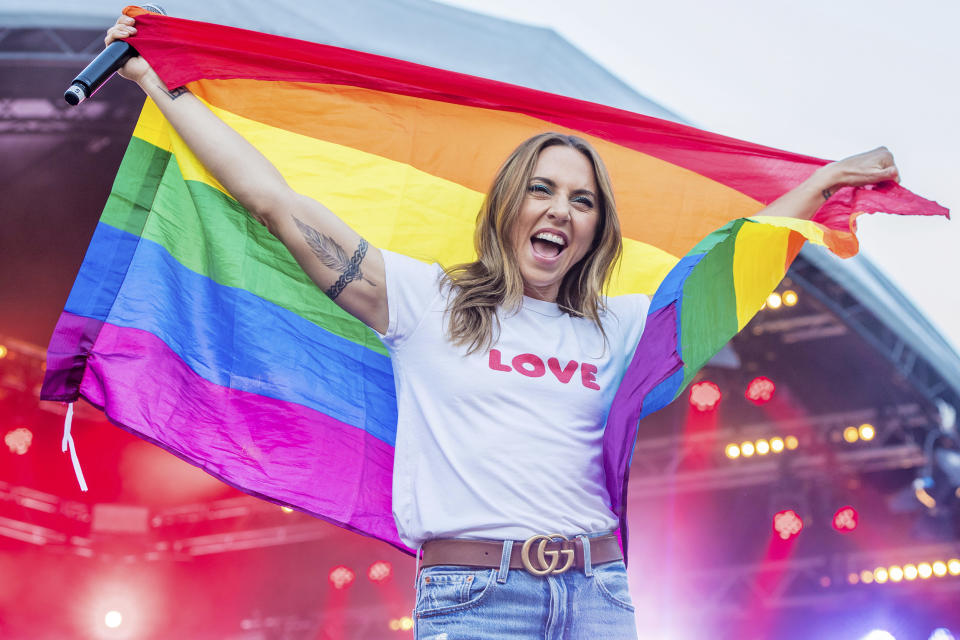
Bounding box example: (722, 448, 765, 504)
(789, 254, 960, 409)
(628, 404, 931, 499)
(676, 542, 960, 616)
(0, 96, 138, 135)
(0, 27, 104, 66)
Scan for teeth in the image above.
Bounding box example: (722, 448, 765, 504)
(533, 232, 566, 246)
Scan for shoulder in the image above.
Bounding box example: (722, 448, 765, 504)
(601, 294, 651, 325)
(599, 294, 651, 353)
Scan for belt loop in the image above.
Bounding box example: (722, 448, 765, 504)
(414, 544, 423, 587)
(497, 539, 514, 583)
(578, 535, 593, 577)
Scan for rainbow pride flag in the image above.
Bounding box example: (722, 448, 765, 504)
(41, 8, 947, 552)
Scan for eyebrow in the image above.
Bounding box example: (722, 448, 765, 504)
(530, 176, 597, 199)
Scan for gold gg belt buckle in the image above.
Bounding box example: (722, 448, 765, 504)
(520, 533, 575, 576)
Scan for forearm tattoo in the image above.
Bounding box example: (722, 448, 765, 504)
(822, 187, 833, 201)
(154, 82, 188, 101)
(292, 216, 375, 300)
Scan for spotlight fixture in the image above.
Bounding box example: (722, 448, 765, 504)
(832, 506, 858, 532)
(858, 558, 960, 586)
(689, 381, 722, 412)
(723, 435, 796, 460)
(745, 376, 776, 405)
(328, 566, 355, 590)
(773, 509, 803, 540)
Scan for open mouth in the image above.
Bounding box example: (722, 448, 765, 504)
(530, 231, 567, 258)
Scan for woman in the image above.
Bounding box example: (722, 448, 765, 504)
(106, 14, 899, 639)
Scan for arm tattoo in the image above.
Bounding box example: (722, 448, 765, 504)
(292, 216, 375, 300)
(822, 187, 833, 201)
(155, 83, 188, 101)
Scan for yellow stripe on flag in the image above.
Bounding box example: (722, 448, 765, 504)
(732, 222, 791, 330)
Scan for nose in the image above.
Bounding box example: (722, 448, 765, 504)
(546, 200, 571, 223)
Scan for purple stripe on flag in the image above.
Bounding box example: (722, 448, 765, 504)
(77, 319, 405, 549)
(42, 311, 105, 401)
(603, 302, 684, 517)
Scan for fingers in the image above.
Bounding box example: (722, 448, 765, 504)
(104, 15, 136, 46)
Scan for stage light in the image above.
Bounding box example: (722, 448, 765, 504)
(848, 572, 859, 584)
(903, 564, 919, 580)
(400, 617, 413, 631)
(773, 509, 803, 540)
(859, 423, 876, 441)
(770, 437, 785, 453)
(766, 292, 783, 309)
(948, 559, 960, 576)
(389, 619, 401, 631)
(782, 290, 798, 307)
(785, 435, 799, 450)
(725, 443, 741, 459)
(280, 506, 294, 513)
(832, 506, 858, 532)
(929, 628, 956, 640)
(932, 561, 948, 577)
(329, 566, 355, 590)
(756, 439, 771, 455)
(860, 570, 874, 584)
(843, 426, 860, 443)
(368, 561, 392, 583)
(4, 427, 32, 455)
(874, 567, 889, 583)
(862, 631, 896, 640)
(889, 566, 904, 582)
(104, 610, 122, 629)
(0, 345, 7, 359)
(745, 376, 776, 405)
(689, 381, 722, 412)
(741, 441, 756, 457)
(918, 563, 933, 579)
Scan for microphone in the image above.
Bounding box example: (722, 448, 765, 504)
(63, 4, 167, 106)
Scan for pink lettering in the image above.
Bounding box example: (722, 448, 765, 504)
(512, 353, 546, 377)
(547, 357, 578, 384)
(488, 349, 511, 372)
(580, 363, 600, 390)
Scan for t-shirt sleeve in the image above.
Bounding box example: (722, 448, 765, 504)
(607, 294, 652, 358)
(378, 249, 445, 349)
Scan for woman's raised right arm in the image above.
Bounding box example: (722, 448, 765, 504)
(107, 16, 389, 334)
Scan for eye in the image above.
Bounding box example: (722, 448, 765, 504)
(528, 183, 551, 196)
(572, 195, 595, 210)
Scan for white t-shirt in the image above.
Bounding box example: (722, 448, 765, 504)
(378, 250, 650, 548)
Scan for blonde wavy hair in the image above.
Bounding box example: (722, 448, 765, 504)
(444, 132, 622, 354)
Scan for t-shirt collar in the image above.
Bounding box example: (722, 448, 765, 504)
(522, 295, 564, 317)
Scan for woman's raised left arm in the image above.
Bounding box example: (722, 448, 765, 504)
(758, 146, 899, 220)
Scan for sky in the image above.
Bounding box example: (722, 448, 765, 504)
(441, 0, 959, 351)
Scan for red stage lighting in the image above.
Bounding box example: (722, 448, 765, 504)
(4, 427, 32, 455)
(368, 561, 392, 583)
(833, 506, 858, 532)
(689, 381, 722, 412)
(328, 566, 355, 590)
(745, 377, 775, 405)
(773, 509, 803, 540)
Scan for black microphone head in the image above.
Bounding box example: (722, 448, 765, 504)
(140, 4, 167, 15)
(64, 83, 86, 106)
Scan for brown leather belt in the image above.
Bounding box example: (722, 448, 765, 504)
(421, 533, 622, 576)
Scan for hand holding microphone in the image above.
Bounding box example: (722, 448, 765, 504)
(64, 5, 166, 105)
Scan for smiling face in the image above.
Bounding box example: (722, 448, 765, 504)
(509, 144, 601, 302)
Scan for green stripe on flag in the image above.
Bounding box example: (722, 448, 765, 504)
(678, 220, 742, 390)
(99, 136, 388, 355)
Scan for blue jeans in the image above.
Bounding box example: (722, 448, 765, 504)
(414, 537, 638, 639)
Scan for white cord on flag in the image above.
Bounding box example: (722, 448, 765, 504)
(60, 403, 88, 492)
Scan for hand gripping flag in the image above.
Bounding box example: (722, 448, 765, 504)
(41, 7, 949, 553)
